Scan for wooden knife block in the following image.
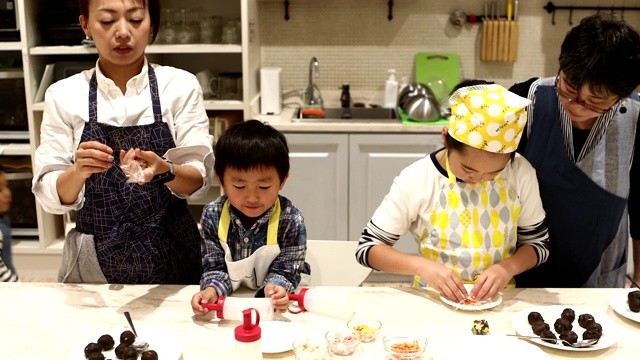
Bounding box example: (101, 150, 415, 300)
(481, 20, 519, 63)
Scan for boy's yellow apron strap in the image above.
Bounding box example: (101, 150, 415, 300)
(219, 198, 281, 245)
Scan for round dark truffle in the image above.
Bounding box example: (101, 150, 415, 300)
(583, 328, 602, 341)
(120, 330, 136, 346)
(554, 317, 573, 333)
(97, 334, 115, 351)
(87, 352, 106, 360)
(559, 331, 578, 346)
(141, 350, 159, 360)
(586, 322, 603, 336)
(527, 311, 544, 325)
(560, 308, 575, 323)
(540, 329, 557, 344)
(578, 314, 595, 328)
(114, 343, 128, 359)
(84, 342, 102, 358)
(531, 320, 550, 336)
(122, 346, 139, 360)
(628, 290, 640, 313)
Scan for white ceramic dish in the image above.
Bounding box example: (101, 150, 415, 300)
(439, 284, 502, 311)
(432, 335, 552, 360)
(67, 328, 182, 359)
(609, 288, 640, 323)
(261, 321, 305, 353)
(512, 305, 621, 352)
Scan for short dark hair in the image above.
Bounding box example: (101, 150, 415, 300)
(450, 79, 495, 95)
(559, 13, 640, 99)
(78, 0, 161, 43)
(214, 120, 290, 184)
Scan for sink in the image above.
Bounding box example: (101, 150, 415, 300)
(292, 107, 399, 123)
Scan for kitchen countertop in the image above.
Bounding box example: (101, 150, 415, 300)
(1, 283, 638, 359)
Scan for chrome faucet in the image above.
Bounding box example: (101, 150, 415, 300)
(304, 57, 322, 107)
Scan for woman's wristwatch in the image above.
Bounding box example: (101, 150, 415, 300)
(151, 158, 175, 184)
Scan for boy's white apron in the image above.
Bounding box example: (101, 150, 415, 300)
(413, 152, 521, 287)
(218, 199, 281, 291)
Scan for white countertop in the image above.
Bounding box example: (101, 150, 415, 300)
(253, 90, 445, 133)
(1, 283, 638, 359)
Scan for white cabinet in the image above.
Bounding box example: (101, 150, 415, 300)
(8, 0, 260, 274)
(349, 134, 442, 253)
(283, 132, 441, 249)
(280, 133, 349, 241)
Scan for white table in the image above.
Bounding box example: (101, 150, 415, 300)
(0, 283, 638, 359)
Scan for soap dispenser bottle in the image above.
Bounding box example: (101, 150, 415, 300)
(234, 308, 262, 360)
(384, 69, 399, 109)
(340, 83, 351, 108)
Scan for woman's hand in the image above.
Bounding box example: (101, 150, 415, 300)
(471, 264, 510, 301)
(74, 141, 114, 179)
(119, 148, 168, 184)
(264, 283, 289, 313)
(419, 260, 467, 303)
(191, 287, 219, 315)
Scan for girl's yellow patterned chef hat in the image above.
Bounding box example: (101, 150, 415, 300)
(448, 84, 531, 153)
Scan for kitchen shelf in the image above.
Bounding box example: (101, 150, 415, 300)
(0, 131, 29, 140)
(0, 41, 21, 51)
(0, 143, 31, 156)
(0, 69, 23, 79)
(30, 44, 242, 55)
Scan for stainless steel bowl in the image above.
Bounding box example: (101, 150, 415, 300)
(399, 82, 441, 122)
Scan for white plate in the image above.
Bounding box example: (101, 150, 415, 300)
(512, 305, 621, 352)
(439, 284, 502, 311)
(261, 321, 305, 353)
(609, 289, 640, 323)
(432, 335, 551, 360)
(67, 328, 182, 359)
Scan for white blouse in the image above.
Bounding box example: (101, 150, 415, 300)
(32, 59, 214, 214)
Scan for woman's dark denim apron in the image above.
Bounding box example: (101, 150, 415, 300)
(516, 85, 637, 287)
(74, 65, 202, 284)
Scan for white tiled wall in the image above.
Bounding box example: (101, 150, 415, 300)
(258, 0, 640, 92)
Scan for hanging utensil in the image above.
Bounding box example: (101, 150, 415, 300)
(481, 2, 489, 61)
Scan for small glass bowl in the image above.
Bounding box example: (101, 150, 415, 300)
(382, 334, 428, 360)
(292, 337, 327, 360)
(325, 328, 361, 356)
(347, 318, 382, 343)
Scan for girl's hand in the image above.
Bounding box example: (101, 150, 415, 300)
(471, 264, 510, 301)
(74, 141, 114, 179)
(264, 283, 289, 313)
(420, 260, 467, 303)
(191, 287, 219, 315)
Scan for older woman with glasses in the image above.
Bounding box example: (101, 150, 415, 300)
(509, 13, 640, 288)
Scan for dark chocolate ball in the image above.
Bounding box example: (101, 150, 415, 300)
(114, 343, 128, 359)
(629, 291, 640, 313)
(583, 328, 602, 341)
(560, 308, 575, 323)
(122, 346, 139, 360)
(97, 334, 115, 351)
(87, 352, 106, 360)
(527, 311, 544, 325)
(141, 350, 159, 360)
(578, 314, 595, 328)
(559, 331, 578, 346)
(587, 322, 603, 336)
(120, 330, 136, 346)
(540, 329, 557, 344)
(531, 320, 550, 336)
(554, 317, 573, 333)
(84, 342, 102, 358)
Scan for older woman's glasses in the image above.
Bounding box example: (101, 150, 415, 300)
(554, 74, 617, 114)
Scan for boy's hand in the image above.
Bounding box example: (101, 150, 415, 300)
(264, 283, 289, 313)
(191, 287, 219, 315)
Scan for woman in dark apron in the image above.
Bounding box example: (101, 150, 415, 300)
(32, 0, 213, 284)
(511, 14, 640, 287)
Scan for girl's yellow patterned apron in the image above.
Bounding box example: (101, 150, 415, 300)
(218, 199, 281, 291)
(413, 152, 521, 288)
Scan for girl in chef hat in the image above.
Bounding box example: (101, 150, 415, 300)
(356, 83, 550, 303)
